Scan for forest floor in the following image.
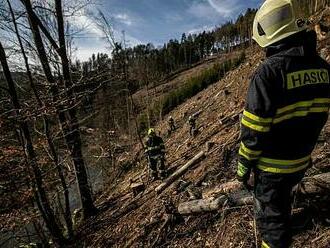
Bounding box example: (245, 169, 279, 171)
(77, 11, 330, 246)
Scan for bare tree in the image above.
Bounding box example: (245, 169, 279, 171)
(6, 0, 74, 238)
(0, 40, 67, 246)
(21, 0, 97, 218)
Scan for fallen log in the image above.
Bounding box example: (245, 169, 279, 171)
(178, 172, 330, 215)
(299, 172, 330, 194)
(203, 180, 243, 198)
(178, 191, 253, 215)
(155, 151, 206, 194)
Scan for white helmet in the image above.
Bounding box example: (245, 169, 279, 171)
(253, 0, 308, 48)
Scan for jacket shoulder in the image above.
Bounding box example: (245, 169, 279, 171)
(251, 58, 282, 84)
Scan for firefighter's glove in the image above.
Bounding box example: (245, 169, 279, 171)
(236, 163, 251, 188)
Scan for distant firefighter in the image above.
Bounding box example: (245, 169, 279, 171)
(188, 115, 197, 137)
(168, 116, 176, 131)
(144, 128, 166, 180)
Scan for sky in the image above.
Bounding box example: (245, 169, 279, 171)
(73, 0, 262, 61)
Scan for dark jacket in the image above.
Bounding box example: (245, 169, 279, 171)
(145, 135, 165, 156)
(238, 31, 330, 174)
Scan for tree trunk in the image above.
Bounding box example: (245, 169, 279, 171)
(22, 0, 96, 218)
(178, 192, 253, 215)
(155, 151, 206, 194)
(0, 41, 66, 246)
(54, 0, 97, 218)
(7, 0, 73, 237)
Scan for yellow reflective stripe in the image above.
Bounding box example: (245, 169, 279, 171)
(276, 98, 330, 114)
(273, 98, 330, 124)
(257, 155, 310, 173)
(310, 107, 330, 112)
(313, 98, 330, 104)
(239, 142, 262, 161)
(243, 110, 273, 123)
(257, 162, 309, 173)
(273, 108, 329, 124)
(259, 155, 310, 165)
(240, 142, 262, 156)
(242, 118, 271, 132)
(237, 162, 249, 177)
(239, 149, 255, 161)
(261, 240, 271, 248)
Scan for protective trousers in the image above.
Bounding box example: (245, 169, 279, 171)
(254, 169, 306, 248)
(148, 156, 165, 179)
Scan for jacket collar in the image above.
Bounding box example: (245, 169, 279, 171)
(265, 30, 317, 58)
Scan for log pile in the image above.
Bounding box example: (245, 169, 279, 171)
(178, 173, 330, 215)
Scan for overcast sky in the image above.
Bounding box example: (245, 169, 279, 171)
(73, 0, 262, 61)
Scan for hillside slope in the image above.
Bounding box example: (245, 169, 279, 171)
(78, 37, 330, 247)
(132, 50, 242, 112)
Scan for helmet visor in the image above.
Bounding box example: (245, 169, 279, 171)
(259, 4, 292, 36)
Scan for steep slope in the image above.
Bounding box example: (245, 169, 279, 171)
(132, 50, 242, 112)
(78, 38, 330, 247)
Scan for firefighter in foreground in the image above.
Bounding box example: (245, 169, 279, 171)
(236, 0, 330, 247)
(145, 128, 166, 180)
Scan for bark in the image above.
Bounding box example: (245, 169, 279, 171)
(0, 41, 66, 245)
(155, 151, 206, 194)
(7, 0, 73, 237)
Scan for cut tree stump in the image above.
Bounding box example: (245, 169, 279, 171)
(178, 172, 330, 215)
(155, 151, 206, 194)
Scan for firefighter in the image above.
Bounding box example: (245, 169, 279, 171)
(236, 1, 330, 247)
(188, 115, 196, 136)
(168, 116, 176, 131)
(145, 128, 166, 180)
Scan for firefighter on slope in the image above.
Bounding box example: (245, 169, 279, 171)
(188, 115, 197, 136)
(236, 1, 330, 247)
(168, 116, 176, 131)
(145, 128, 166, 180)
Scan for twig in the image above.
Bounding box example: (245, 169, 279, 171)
(311, 229, 330, 243)
(151, 215, 171, 248)
(253, 215, 258, 248)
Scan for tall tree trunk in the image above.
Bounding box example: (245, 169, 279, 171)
(22, 0, 96, 218)
(0, 41, 66, 246)
(54, 0, 97, 218)
(7, 0, 73, 237)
